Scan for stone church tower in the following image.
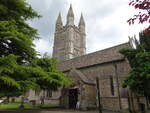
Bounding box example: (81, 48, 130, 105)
(52, 5, 86, 61)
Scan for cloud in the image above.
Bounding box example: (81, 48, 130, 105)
(26, 0, 149, 56)
(26, 0, 69, 56)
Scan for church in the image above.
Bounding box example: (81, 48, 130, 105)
(27, 5, 148, 111)
(52, 5, 131, 110)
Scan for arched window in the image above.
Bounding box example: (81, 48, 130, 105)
(47, 90, 52, 98)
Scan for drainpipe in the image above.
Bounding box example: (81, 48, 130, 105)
(96, 77, 102, 113)
(114, 63, 122, 110)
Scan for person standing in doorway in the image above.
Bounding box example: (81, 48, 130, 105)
(76, 100, 80, 109)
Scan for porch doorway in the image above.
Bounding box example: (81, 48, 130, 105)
(69, 88, 78, 109)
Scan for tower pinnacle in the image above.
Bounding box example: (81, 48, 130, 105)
(67, 4, 74, 18)
(56, 12, 62, 25)
(79, 13, 85, 26)
(79, 13, 85, 33)
(55, 12, 62, 31)
(67, 4, 74, 25)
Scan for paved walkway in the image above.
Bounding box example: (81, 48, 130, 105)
(0, 109, 117, 113)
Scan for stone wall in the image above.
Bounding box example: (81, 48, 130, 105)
(57, 42, 132, 111)
(59, 60, 131, 111)
(80, 84, 96, 109)
(26, 89, 61, 105)
(78, 60, 130, 111)
(101, 97, 120, 111)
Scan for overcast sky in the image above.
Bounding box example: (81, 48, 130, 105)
(26, 0, 148, 56)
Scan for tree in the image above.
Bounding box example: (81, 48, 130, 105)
(0, 0, 40, 62)
(127, 0, 150, 34)
(0, 0, 72, 101)
(0, 0, 40, 97)
(120, 31, 150, 101)
(126, 0, 150, 101)
(31, 56, 72, 91)
(31, 56, 72, 104)
(0, 54, 37, 101)
(0, 55, 72, 98)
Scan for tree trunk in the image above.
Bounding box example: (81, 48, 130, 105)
(145, 95, 149, 110)
(19, 97, 24, 108)
(6, 96, 10, 103)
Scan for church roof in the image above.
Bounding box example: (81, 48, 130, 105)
(69, 68, 94, 84)
(58, 42, 131, 72)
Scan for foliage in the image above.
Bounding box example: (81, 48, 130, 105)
(0, 0, 72, 98)
(0, 54, 72, 97)
(127, 0, 150, 34)
(0, 0, 41, 62)
(0, 54, 37, 97)
(0, 0, 40, 97)
(0, 20, 37, 63)
(31, 56, 72, 91)
(120, 32, 150, 100)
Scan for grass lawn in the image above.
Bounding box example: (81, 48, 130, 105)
(0, 102, 33, 110)
(0, 102, 61, 110)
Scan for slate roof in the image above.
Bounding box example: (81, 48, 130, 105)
(58, 42, 131, 72)
(69, 68, 94, 84)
